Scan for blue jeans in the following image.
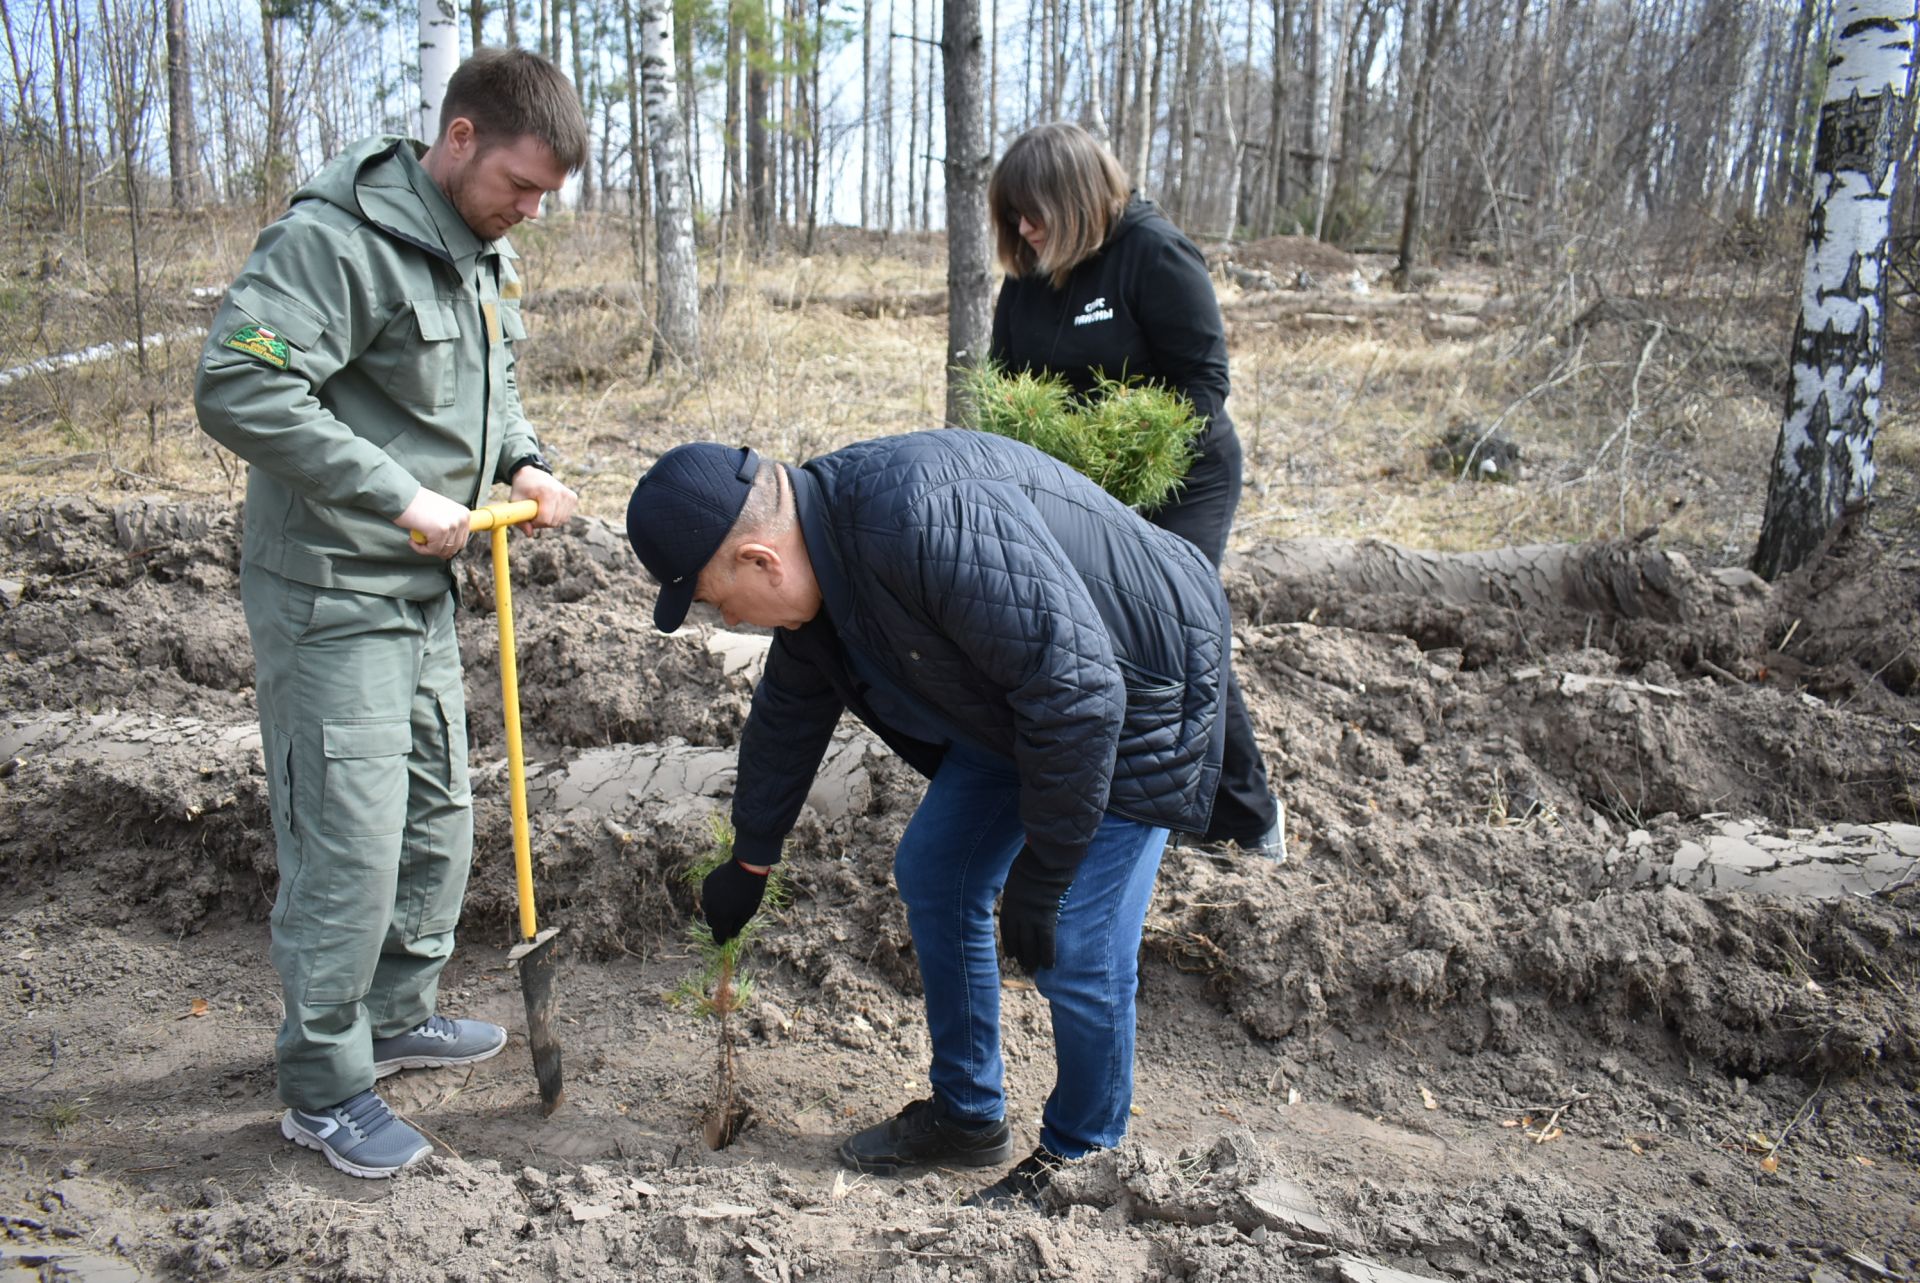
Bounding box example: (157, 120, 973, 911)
(892, 744, 1167, 1158)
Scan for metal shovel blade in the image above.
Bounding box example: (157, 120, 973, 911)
(510, 926, 564, 1115)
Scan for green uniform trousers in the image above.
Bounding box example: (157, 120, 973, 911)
(241, 563, 474, 1110)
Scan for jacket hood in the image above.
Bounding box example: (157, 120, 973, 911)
(291, 135, 483, 266)
(1104, 192, 1158, 248)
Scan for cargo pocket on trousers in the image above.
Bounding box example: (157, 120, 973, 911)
(319, 718, 411, 836)
(438, 689, 471, 807)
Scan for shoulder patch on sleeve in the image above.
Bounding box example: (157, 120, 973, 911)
(224, 324, 291, 369)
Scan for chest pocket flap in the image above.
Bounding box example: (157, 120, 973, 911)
(410, 298, 462, 341)
(500, 306, 527, 341)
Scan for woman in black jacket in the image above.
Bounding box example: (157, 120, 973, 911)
(987, 122, 1283, 859)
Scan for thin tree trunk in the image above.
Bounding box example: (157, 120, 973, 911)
(506, 0, 518, 45)
(1311, 0, 1352, 240)
(1754, 0, 1917, 580)
(571, 0, 594, 210)
(676, 2, 700, 217)
(470, 0, 486, 53)
(883, 0, 895, 231)
(921, 19, 936, 229)
(908, 0, 921, 230)
(260, 0, 284, 214)
(1771, 0, 1821, 215)
(989, 0, 999, 143)
(1132, 0, 1157, 187)
(166, 0, 196, 209)
(944, 0, 991, 425)
(639, 0, 700, 369)
(807, 0, 824, 250)
(747, 0, 771, 249)
(1206, 1, 1242, 239)
(1081, 0, 1108, 138)
(861, 0, 873, 227)
(1265, 0, 1290, 232)
(1395, 0, 1460, 287)
(1175, 0, 1204, 220)
(623, 0, 650, 286)
(724, 1, 744, 249)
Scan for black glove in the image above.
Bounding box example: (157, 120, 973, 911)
(999, 845, 1077, 974)
(702, 860, 769, 945)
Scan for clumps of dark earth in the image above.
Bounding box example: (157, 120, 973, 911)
(2, 495, 1916, 1282)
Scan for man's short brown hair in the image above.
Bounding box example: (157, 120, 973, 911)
(440, 47, 589, 174)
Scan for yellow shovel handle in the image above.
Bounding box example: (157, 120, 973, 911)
(487, 508, 542, 943)
(409, 499, 541, 544)
(405, 498, 543, 942)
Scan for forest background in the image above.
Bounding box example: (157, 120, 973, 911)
(3, 0, 1919, 572)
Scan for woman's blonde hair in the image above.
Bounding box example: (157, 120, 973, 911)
(988, 123, 1130, 288)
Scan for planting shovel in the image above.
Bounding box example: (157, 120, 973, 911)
(415, 499, 564, 1115)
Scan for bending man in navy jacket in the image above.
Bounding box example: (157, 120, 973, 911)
(626, 430, 1229, 1209)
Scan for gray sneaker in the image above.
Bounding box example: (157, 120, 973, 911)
(372, 1015, 507, 1078)
(280, 1089, 431, 1178)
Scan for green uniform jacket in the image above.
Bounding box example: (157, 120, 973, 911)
(196, 135, 543, 601)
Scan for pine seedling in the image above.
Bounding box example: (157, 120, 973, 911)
(964, 363, 1202, 510)
(674, 812, 788, 1148)
(1080, 373, 1203, 511)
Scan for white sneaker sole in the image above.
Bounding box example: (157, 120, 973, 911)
(372, 1028, 508, 1079)
(280, 1111, 430, 1179)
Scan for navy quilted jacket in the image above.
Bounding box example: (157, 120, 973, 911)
(730, 430, 1229, 873)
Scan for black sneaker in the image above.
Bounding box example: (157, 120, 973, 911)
(1249, 795, 1287, 864)
(963, 1146, 1064, 1209)
(837, 1097, 1013, 1176)
(1184, 795, 1288, 864)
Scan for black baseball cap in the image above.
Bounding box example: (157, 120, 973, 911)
(625, 443, 761, 632)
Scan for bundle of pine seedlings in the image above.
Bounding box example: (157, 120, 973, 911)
(963, 363, 1203, 510)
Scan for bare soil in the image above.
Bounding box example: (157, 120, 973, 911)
(2, 468, 1917, 1283)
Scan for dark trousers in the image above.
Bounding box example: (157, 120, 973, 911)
(1145, 423, 1279, 843)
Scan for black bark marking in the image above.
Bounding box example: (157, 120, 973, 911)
(1814, 89, 1897, 191)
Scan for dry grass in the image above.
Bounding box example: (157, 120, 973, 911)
(2, 207, 1914, 571)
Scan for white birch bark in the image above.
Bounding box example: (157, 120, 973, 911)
(418, 0, 460, 142)
(639, 0, 701, 370)
(1753, 0, 1916, 579)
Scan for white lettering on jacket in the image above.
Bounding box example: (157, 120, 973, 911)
(1073, 296, 1115, 327)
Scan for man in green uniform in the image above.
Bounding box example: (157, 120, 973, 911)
(195, 48, 587, 1179)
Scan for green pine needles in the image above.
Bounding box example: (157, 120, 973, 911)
(674, 814, 788, 1018)
(676, 813, 789, 1149)
(963, 363, 1204, 511)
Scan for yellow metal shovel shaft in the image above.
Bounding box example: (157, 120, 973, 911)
(487, 507, 540, 943)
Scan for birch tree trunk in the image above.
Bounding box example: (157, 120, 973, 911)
(943, 0, 991, 426)
(419, 0, 460, 143)
(1753, 0, 1916, 580)
(639, 0, 701, 370)
(1080, 0, 1108, 139)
